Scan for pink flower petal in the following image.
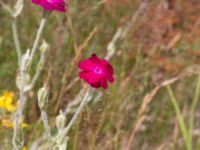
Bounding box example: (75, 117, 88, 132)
(90, 82, 101, 88)
(32, 0, 67, 12)
(78, 53, 114, 89)
(107, 75, 115, 83)
(40, 1, 54, 10)
(78, 59, 95, 71)
(79, 71, 99, 85)
(32, 0, 40, 4)
(100, 77, 108, 89)
(104, 64, 114, 76)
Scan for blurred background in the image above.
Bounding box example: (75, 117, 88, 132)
(1, 0, 200, 149)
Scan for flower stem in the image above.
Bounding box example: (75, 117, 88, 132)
(30, 18, 47, 65)
(62, 88, 90, 137)
(13, 72, 25, 150)
(12, 16, 47, 150)
(12, 17, 21, 64)
(41, 110, 51, 139)
(24, 52, 46, 92)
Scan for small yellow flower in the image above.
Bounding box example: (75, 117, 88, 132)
(6, 104, 17, 112)
(22, 146, 27, 150)
(0, 96, 5, 108)
(2, 117, 29, 128)
(0, 91, 17, 112)
(3, 91, 14, 98)
(21, 122, 29, 128)
(2, 119, 13, 128)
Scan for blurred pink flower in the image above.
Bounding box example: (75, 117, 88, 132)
(78, 54, 114, 89)
(32, 0, 67, 12)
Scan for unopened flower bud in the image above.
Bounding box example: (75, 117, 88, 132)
(16, 72, 30, 90)
(56, 111, 66, 130)
(37, 59, 45, 71)
(39, 40, 49, 53)
(37, 86, 48, 110)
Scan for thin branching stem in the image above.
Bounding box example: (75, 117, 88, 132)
(24, 52, 45, 92)
(13, 71, 25, 150)
(12, 17, 21, 63)
(41, 110, 51, 139)
(30, 18, 47, 65)
(12, 16, 47, 150)
(62, 88, 90, 137)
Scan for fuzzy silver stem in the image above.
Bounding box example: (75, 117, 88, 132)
(30, 18, 47, 65)
(12, 17, 21, 64)
(24, 52, 46, 92)
(12, 71, 25, 150)
(41, 110, 51, 139)
(62, 88, 90, 137)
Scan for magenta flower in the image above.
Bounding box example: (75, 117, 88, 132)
(78, 54, 114, 89)
(32, 0, 67, 12)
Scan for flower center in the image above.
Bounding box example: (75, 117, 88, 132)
(47, 0, 54, 3)
(94, 67, 102, 74)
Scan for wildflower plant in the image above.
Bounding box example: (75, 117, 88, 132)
(0, 91, 28, 129)
(2, 0, 200, 149)
(0, 91, 17, 113)
(1, 0, 54, 149)
(78, 54, 115, 89)
(0, 0, 116, 149)
(35, 56, 115, 149)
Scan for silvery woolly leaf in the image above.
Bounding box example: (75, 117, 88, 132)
(0, 1, 12, 14)
(58, 143, 67, 150)
(20, 49, 30, 71)
(37, 87, 49, 110)
(16, 72, 30, 90)
(12, 0, 24, 17)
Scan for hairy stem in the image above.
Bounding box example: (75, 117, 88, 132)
(12, 17, 47, 150)
(30, 18, 47, 65)
(62, 88, 90, 138)
(24, 52, 45, 92)
(13, 72, 25, 150)
(12, 17, 21, 63)
(41, 110, 51, 139)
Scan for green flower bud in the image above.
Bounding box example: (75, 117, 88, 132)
(39, 40, 49, 53)
(16, 72, 30, 90)
(56, 111, 66, 130)
(37, 86, 48, 110)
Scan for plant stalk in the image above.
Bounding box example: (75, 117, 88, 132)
(12, 17, 21, 64)
(188, 74, 200, 150)
(30, 18, 47, 65)
(167, 85, 189, 150)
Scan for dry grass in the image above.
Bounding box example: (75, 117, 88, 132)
(1, 0, 200, 149)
